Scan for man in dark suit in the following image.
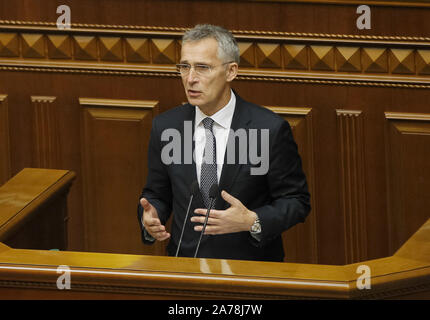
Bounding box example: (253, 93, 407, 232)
(138, 24, 310, 262)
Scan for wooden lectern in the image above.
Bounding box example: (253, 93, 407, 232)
(0, 169, 429, 299)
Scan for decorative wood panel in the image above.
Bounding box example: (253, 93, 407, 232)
(31, 96, 61, 169)
(283, 44, 307, 70)
(124, 38, 150, 63)
(73, 36, 98, 60)
(21, 33, 45, 58)
(417, 50, 430, 75)
(99, 37, 123, 62)
(150, 39, 178, 64)
(0, 95, 10, 185)
(336, 109, 367, 264)
(46, 34, 72, 59)
(79, 98, 159, 255)
(361, 48, 388, 74)
(385, 112, 430, 255)
(0, 33, 19, 57)
(256, 43, 282, 68)
(390, 49, 415, 74)
(310, 45, 335, 71)
(1, 22, 430, 88)
(238, 42, 255, 68)
(267, 106, 318, 263)
(336, 47, 361, 73)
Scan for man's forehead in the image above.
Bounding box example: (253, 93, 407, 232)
(182, 37, 218, 47)
(180, 38, 220, 61)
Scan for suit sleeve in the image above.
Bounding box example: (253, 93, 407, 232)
(251, 119, 311, 247)
(137, 118, 173, 244)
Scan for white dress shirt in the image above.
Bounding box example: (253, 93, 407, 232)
(194, 90, 236, 186)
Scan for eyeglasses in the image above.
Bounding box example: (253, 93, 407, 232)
(176, 61, 234, 77)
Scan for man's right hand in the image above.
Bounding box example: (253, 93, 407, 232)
(140, 198, 171, 241)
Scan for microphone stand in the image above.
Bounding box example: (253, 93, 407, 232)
(194, 184, 218, 258)
(175, 181, 199, 257)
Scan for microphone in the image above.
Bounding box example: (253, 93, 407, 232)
(194, 183, 219, 258)
(175, 180, 199, 257)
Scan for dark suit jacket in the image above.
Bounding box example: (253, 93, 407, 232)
(138, 93, 310, 262)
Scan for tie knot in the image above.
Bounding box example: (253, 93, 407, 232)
(202, 117, 214, 131)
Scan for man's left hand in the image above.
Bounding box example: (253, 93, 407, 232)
(191, 190, 257, 235)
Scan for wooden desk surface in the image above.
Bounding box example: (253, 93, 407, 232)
(0, 168, 75, 242)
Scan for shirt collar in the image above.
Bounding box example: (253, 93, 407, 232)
(195, 90, 236, 129)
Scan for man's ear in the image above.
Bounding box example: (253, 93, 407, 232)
(226, 63, 238, 82)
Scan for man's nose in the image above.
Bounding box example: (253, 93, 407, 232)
(186, 68, 199, 83)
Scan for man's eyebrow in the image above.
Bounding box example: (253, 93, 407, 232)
(179, 60, 210, 65)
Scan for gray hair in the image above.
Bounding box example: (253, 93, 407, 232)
(182, 24, 240, 64)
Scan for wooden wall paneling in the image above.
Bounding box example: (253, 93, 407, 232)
(2, 0, 430, 37)
(31, 96, 62, 169)
(336, 109, 367, 264)
(0, 95, 10, 186)
(2, 24, 430, 90)
(267, 106, 318, 263)
(385, 112, 430, 255)
(79, 98, 161, 255)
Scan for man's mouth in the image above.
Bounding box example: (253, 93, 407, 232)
(187, 89, 202, 97)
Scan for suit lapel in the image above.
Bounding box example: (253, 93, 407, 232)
(181, 103, 206, 209)
(217, 94, 252, 209)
